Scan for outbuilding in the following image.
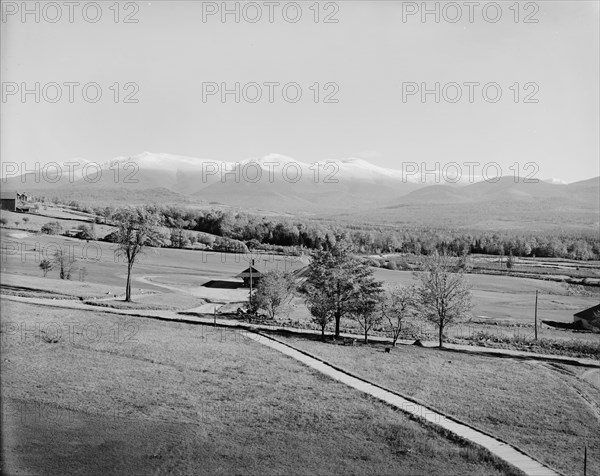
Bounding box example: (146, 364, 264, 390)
(0, 192, 16, 211)
(573, 304, 600, 330)
(236, 266, 262, 288)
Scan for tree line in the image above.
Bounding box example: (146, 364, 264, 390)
(59, 201, 599, 260)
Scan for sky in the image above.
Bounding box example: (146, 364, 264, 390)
(1, 0, 599, 183)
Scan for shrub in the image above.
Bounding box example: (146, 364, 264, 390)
(213, 237, 249, 253)
(78, 224, 97, 240)
(363, 258, 381, 268)
(461, 331, 600, 359)
(246, 238, 262, 250)
(197, 233, 216, 247)
(0, 218, 7, 225)
(39, 259, 53, 277)
(41, 221, 62, 235)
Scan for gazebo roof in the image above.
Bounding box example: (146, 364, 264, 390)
(573, 304, 600, 321)
(235, 266, 263, 279)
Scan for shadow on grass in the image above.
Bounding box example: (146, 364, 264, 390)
(202, 280, 244, 289)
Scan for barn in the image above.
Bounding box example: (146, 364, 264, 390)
(236, 266, 263, 288)
(0, 192, 16, 211)
(573, 304, 600, 330)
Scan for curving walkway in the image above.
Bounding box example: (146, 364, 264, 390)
(249, 333, 562, 476)
(1, 294, 598, 369)
(0, 293, 580, 475)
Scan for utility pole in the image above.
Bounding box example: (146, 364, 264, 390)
(249, 259, 253, 311)
(584, 445, 587, 476)
(534, 290, 538, 340)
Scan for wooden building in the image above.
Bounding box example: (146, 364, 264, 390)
(0, 192, 16, 211)
(236, 266, 262, 288)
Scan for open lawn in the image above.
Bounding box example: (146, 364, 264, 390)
(372, 268, 600, 325)
(277, 335, 600, 476)
(1, 209, 115, 238)
(0, 300, 519, 475)
(2, 226, 598, 347)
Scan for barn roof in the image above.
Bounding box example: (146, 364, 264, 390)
(236, 266, 263, 278)
(0, 192, 16, 199)
(573, 304, 600, 321)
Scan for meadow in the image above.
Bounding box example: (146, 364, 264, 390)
(276, 335, 600, 476)
(1, 209, 599, 474)
(2, 224, 598, 343)
(1, 300, 520, 476)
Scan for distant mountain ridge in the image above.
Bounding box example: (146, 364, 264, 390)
(2, 152, 598, 215)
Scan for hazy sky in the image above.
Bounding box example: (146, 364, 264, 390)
(1, 0, 599, 183)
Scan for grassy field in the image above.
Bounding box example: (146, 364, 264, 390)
(1, 209, 115, 238)
(276, 335, 600, 476)
(371, 267, 599, 325)
(1, 300, 520, 475)
(2, 225, 598, 350)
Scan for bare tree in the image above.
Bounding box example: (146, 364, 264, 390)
(415, 252, 473, 348)
(380, 285, 417, 347)
(254, 270, 295, 320)
(53, 249, 76, 280)
(113, 207, 164, 302)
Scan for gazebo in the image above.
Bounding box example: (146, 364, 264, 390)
(236, 266, 262, 288)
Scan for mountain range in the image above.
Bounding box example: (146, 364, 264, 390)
(2, 152, 598, 222)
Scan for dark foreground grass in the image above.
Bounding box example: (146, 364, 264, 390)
(1, 300, 520, 476)
(276, 335, 600, 476)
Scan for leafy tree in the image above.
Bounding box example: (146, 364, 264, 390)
(304, 284, 335, 338)
(457, 250, 472, 272)
(254, 270, 295, 320)
(168, 217, 190, 248)
(349, 276, 384, 344)
(380, 285, 418, 346)
(113, 207, 164, 301)
(415, 252, 473, 348)
(385, 260, 398, 271)
(39, 259, 53, 277)
(306, 240, 381, 338)
(506, 252, 515, 269)
(246, 238, 262, 250)
(78, 223, 97, 241)
(41, 221, 62, 235)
